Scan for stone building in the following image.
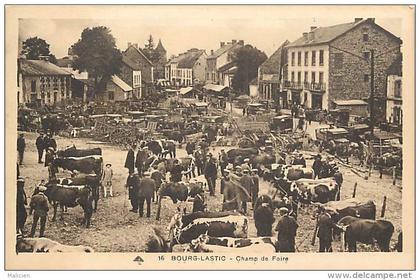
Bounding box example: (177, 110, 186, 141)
(165, 49, 207, 86)
(284, 18, 402, 121)
(206, 40, 244, 86)
(18, 58, 72, 107)
(386, 53, 402, 125)
(100, 75, 133, 102)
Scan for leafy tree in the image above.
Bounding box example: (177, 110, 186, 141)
(21, 37, 57, 63)
(72, 26, 122, 95)
(231, 44, 267, 94)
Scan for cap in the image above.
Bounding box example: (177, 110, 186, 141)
(251, 169, 258, 173)
(38, 186, 47, 192)
(106, 163, 112, 167)
(279, 207, 289, 213)
(244, 158, 250, 162)
(143, 172, 151, 176)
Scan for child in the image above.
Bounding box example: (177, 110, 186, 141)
(102, 163, 113, 198)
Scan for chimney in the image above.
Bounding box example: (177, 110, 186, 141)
(211, 50, 214, 55)
(308, 32, 315, 41)
(310, 26, 317, 31)
(220, 42, 225, 47)
(303, 32, 308, 40)
(238, 40, 244, 46)
(128, 42, 132, 48)
(133, 43, 138, 49)
(367, 18, 375, 23)
(355, 18, 363, 23)
(38, 55, 49, 62)
(232, 39, 237, 44)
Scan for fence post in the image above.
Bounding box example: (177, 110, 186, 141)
(352, 183, 357, 198)
(381, 196, 387, 218)
(392, 166, 396, 186)
(156, 196, 162, 221)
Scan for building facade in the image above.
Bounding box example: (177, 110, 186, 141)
(18, 58, 72, 106)
(205, 40, 244, 86)
(154, 39, 167, 80)
(386, 54, 402, 125)
(284, 18, 402, 122)
(101, 75, 133, 102)
(165, 49, 207, 86)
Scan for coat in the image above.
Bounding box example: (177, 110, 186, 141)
(192, 193, 206, 212)
(30, 193, 49, 217)
(333, 171, 343, 186)
(317, 213, 334, 242)
(36, 136, 45, 150)
(124, 149, 135, 171)
(135, 149, 148, 170)
(17, 137, 26, 152)
(239, 174, 254, 198)
(275, 215, 298, 248)
(204, 161, 218, 178)
(126, 174, 140, 199)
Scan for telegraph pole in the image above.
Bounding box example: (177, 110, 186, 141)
(370, 49, 375, 134)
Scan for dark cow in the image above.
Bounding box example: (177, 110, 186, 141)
(250, 154, 276, 171)
(57, 146, 102, 158)
(147, 140, 165, 157)
(52, 157, 103, 176)
(59, 175, 101, 211)
(254, 202, 275, 237)
(159, 182, 189, 204)
(188, 234, 276, 253)
(324, 200, 376, 223)
(168, 211, 248, 247)
(226, 148, 259, 164)
(337, 216, 394, 252)
(137, 177, 156, 218)
(162, 140, 177, 158)
(44, 183, 94, 227)
(145, 227, 169, 252)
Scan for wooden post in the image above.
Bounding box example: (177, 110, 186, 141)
(156, 196, 162, 221)
(352, 182, 357, 198)
(392, 166, 396, 185)
(381, 196, 387, 218)
(369, 165, 372, 177)
(311, 216, 319, 246)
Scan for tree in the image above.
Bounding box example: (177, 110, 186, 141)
(231, 44, 267, 95)
(21, 37, 57, 63)
(72, 26, 122, 95)
(142, 34, 160, 63)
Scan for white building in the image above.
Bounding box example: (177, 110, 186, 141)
(386, 55, 402, 125)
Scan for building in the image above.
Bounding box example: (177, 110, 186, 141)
(257, 40, 289, 106)
(165, 49, 207, 86)
(284, 18, 402, 122)
(386, 53, 402, 125)
(154, 39, 167, 80)
(206, 40, 244, 86)
(249, 78, 258, 98)
(18, 58, 72, 106)
(101, 75, 133, 102)
(120, 43, 154, 98)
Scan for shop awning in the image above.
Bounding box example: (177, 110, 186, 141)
(203, 84, 228, 92)
(179, 87, 193, 95)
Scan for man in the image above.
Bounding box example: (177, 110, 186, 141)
(219, 149, 228, 178)
(185, 141, 195, 155)
(124, 144, 137, 174)
(204, 156, 218, 196)
(17, 133, 26, 165)
(312, 154, 323, 179)
(126, 172, 140, 213)
(29, 186, 49, 237)
(239, 169, 254, 213)
(333, 167, 344, 200)
(250, 169, 260, 207)
(194, 150, 204, 176)
(35, 132, 45, 164)
(317, 208, 334, 252)
(138, 176, 155, 218)
(171, 159, 183, 183)
(135, 147, 149, 176)
(102, 163, 113, 198)
(192, 189, 206, 213)
(292, 153, 306, 167)
(16, 177, 27, 234)
(275, 207, 298, 252)
(240, 158, 252, 173)
(44, 133, 57, 151)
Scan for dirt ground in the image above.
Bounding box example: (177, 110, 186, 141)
(18, 131, 402, 253)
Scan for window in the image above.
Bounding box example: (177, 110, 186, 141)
(319, 50, 324, 66)
(364, 74, 370, 82)
(108, 91, 114, 100)
(363, 33, 369, 42)
(291, 71, 295, 82)
(297, 72, 301, 84)
(311, 51, 316, 66)
(363, 51, 370, 60)
(31, 80, 36, 92)
(291, 52, 295, 66)
(304, 71, 308, 83)
(304, 52, 309, 66)
(311, 72, 316, 83)
(319, 72, 324, 84)
(297, 52, 301, 66)
(395, 80, 402, 98)
(334, 53, 344, 69)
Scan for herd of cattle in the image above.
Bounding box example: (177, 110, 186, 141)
(16, 140, 402, 254)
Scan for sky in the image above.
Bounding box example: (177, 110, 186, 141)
(18, 7, 402, 59)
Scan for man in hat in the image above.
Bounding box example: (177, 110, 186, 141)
(241, 158, 251, 172)
(44, 133, 57, 152)
(35, 132, 45, 164)
(171, 159, 183, 183)
(239, 168, 254, 213)
(16, 177, 27, 234)
(219, 149, 228, 178)
(29, 185, 49, 237)
(17, 133, 26, 165)
(192, 188, 206, 213)
(126, 172, 140, 212)
(204, 156, 218, 196)
(317, 207, 334, 252)
(250, 169, 259, 207)
(312, 154, 323, 179)
(135, 146, 149, 177)
(333, 167, 343, 200)
(102, 163, 114, 198)
(293, 153, 306, 167)
(275, 207, 298, 252)
(125, 144, 137, 174)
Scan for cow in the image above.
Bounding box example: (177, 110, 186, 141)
(222, 178, 251, 213)
(336, 216, 394, 252)
(44, 183, 94, 227)
(291, 178, 338, 203)
(226, 148, 259, 164)
(58, 174, 101, 211)
(145, 227, 169, 252)
(168, 212, 249, 248)
(159, 182, 189, 204)
(323, 200, 376, 223)
(57, 145, 102, 158)
(162, 140, 177, 158)
(187, 234, 277, 253)
(253, 201, 275, 237)
(16, 236, 94, 253)
(283, 165, 314, 181)
(52, 157, 103, 176)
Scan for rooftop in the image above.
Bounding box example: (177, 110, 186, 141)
(333, 99, 368, 106)
(111, 75, 132, 92)
(260, 40, 289, 75)
(207, 41, 243, 59)
(20, 59, 72, 76)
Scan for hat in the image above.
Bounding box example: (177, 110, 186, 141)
(17, 176, 25, 182)
(224, 169, 231, 174)
(38, 186, 47, 192)
(251, 169, 258, 173)
(279, 207, 289, 214)
(106, 163, 112, 167)
(143, 172, 151, 176)
(242, 168, 250, 173)
(244, 158, 250, 162)
(235, 166, 242, 171)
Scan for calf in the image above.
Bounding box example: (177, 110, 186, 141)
(59, 174, 101, 211)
